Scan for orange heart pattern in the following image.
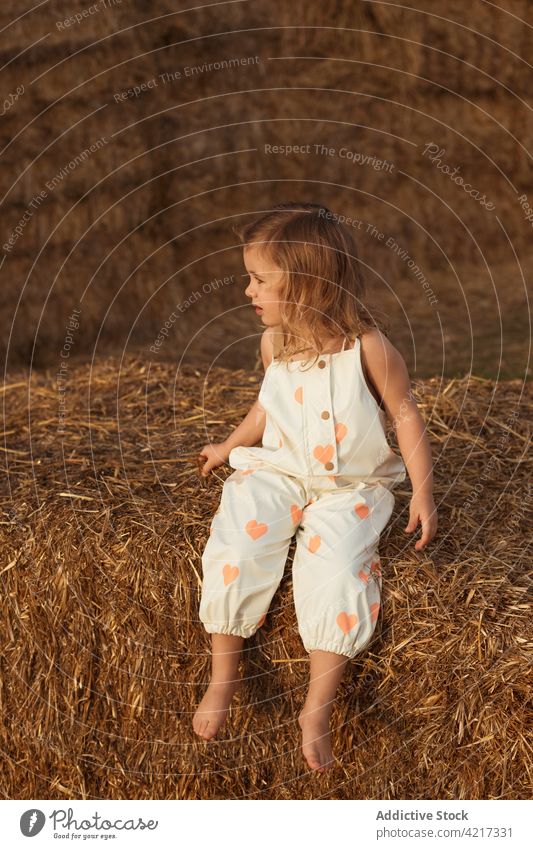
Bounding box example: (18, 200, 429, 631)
(335, 422, 347, 443)
(359, 559, 382, 583)
(370, 602, 380, 622)
(245, 519, 268, 540)
(230, 468, 256, 485)
(308, 534, 321, 553)
(294, 386, 303, 404)
(313, 443, 334, 466)
(336, 611, 358, 634)
(222, 563, 239, 586)
(291, 504, 303, 525)
(354, 502, 370, 519)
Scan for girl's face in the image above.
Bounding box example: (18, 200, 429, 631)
(243, 244, 285, 326)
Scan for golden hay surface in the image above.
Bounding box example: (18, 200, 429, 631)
(0, 354, 531, 799)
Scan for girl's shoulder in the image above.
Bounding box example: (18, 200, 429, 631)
(358, 327, 404, 368)
(358, 329, 410, 410)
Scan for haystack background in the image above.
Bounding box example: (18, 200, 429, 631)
(0, 0, 531, 377)
(0, 0, 531, 801)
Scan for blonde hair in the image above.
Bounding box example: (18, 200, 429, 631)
(233, 201, 387, 368)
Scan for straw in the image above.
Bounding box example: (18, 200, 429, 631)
(0, 353, 530, 799)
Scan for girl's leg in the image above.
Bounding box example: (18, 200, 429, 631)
(197, 466, 307, 739)
(298, 650, 349, 772)
(292, 483, 395, 770)
(193, 634, 244, 740)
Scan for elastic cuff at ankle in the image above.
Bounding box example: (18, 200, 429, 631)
(202, 623, 256, 639)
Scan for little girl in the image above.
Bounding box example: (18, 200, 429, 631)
(193, 202, 437, 773)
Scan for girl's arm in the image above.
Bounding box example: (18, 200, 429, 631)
(360, 330, 438, 551)
(198, 330, 273, 475)
(222, 327, 279, 453)
(223, 399, 266, 452)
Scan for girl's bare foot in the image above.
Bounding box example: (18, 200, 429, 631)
(298, 703, 335, 773)
(193, 678, 241, 740)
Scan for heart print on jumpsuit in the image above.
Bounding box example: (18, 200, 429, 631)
(199, 334, 407, 658)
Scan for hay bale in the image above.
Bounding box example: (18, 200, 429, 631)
(0, 355, 530, 798)
(1, 1, 532, 368)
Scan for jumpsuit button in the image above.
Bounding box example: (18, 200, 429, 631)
(324, 461, 334, 470)
(321, 410, 330, 419)
(318, 359, 326, 368)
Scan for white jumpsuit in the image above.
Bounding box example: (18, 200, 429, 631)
(199, 335, 407, 658)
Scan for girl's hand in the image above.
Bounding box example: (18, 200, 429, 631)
(197, 442, 231, 477)
(404, 491, 438, 551)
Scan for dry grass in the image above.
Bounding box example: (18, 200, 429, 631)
(0, 355, 531, 799)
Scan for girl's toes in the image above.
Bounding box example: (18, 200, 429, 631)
(203, 722, 217, 740)
(304, 749, 322, 770)
(194, 718, 208, 738)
